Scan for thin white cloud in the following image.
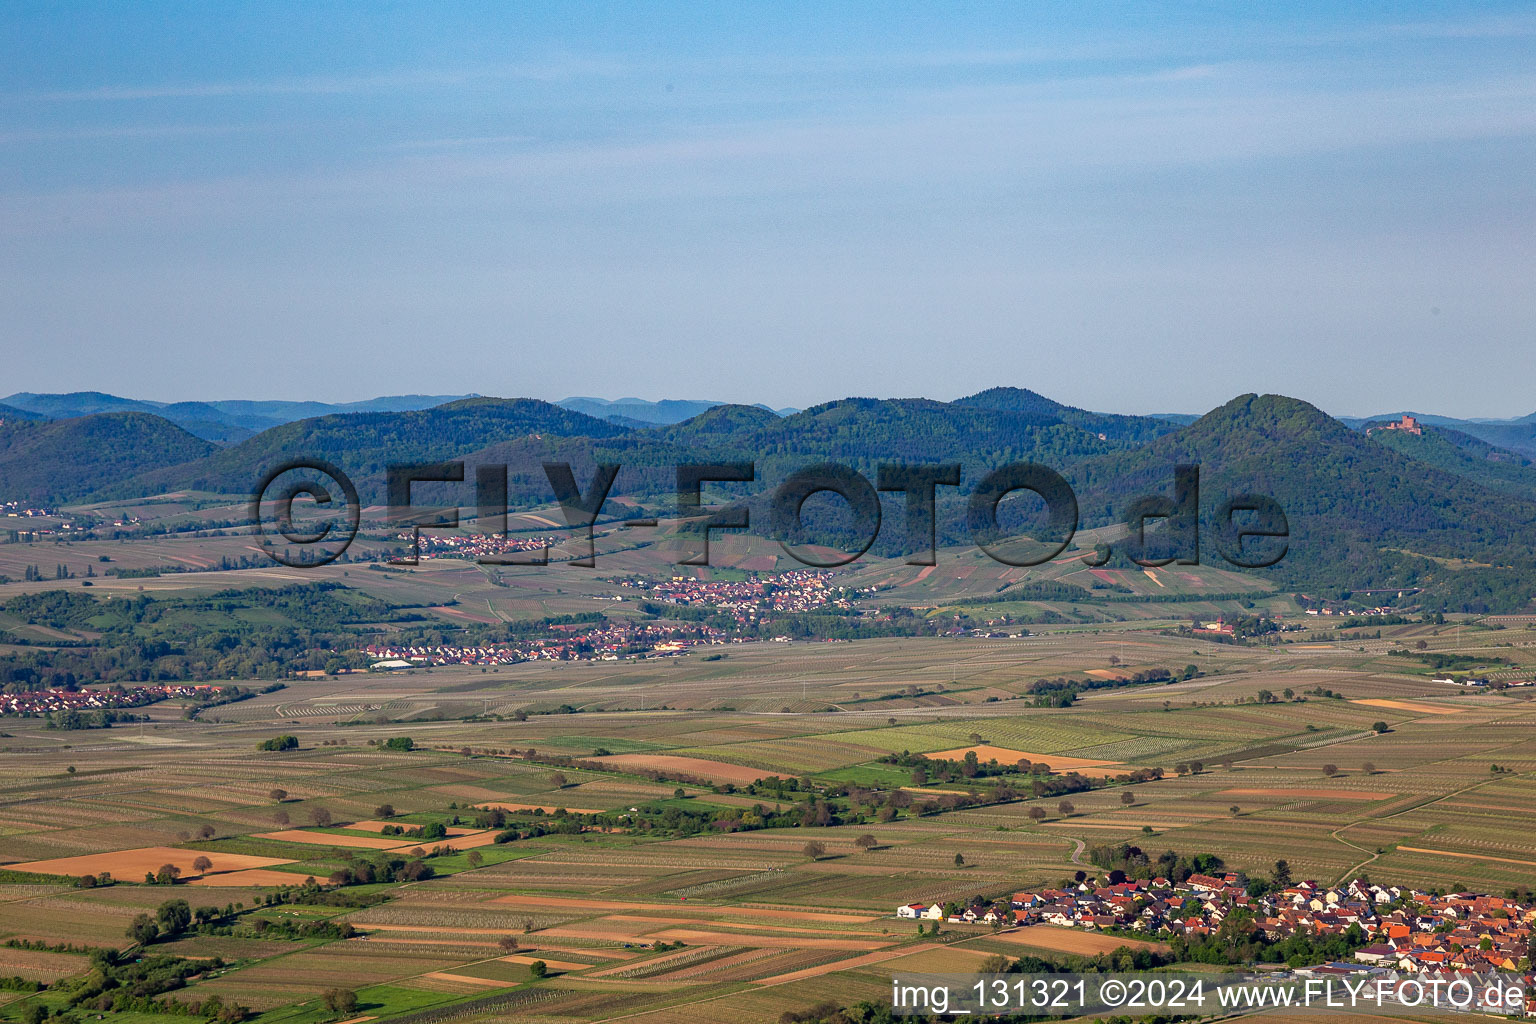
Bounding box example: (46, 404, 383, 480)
(21, 57, 627, 104)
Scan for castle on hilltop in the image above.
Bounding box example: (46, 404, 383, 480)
(1368, 414, 1422, 436)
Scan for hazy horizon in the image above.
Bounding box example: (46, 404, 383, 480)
(3, 384, 1531, 425)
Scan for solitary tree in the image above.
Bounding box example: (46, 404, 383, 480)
(192, 855, 213, 875)
(310, 807, 333, 826)
(1372, 721, 1390, 734)
(1362, 762, 1377, 775)
(466, 850, 484, 868)
(529, 960, 548, 979)
(1230, 805, 1241, 816)
(1120, 791, 1136, 806)
(374, 804, 395, 818)
(854, 834, 878, 851)
(273, 809, 290, 826)
(497, 935, 519, 953)
(953, 853, 966, 868)
(1057, 800, 1075, 817)
(322, 989, 358, 1014)
(1028, 807, 1047, 822)
(268, 788, 287, 803)
(550, 772, 568, 788)
(197, 824, 216, 839)
(802, 840, 826, 861)
(1322, 764, 1339, 777)
(155, 863, 181, 885)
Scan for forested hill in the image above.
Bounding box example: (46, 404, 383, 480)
(953, 387, 1182, 444)
(0, 412, 216, 503)
(1369, 424, 1536, 498)
(409, 397, 1129, 513)
(0, 390, 481, 442)
(1067, 394, 1536, 609)
(116, 398, 631, 500)
(5, 389, 1536, 610)
(656, 397, 1122, 466)
(0, 403, 47, 423)
(107, 395, 1137, 507)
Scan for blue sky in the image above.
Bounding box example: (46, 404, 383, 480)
(2, 3, 1534, 416)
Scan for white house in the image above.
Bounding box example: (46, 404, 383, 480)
(896, 903, 944, 920)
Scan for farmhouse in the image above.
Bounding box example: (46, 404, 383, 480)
(896, 903, 944, 920)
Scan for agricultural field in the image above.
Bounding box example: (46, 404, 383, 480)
(3, 535, 1536, 1024)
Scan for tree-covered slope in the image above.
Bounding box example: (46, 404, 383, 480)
(953, 386, 1183, 444)
(658, 396, 1119, 467)
(442, 397, 1122, 513)
(0, 412, 217, 503)
(1, 391, 162, 419)
(0, 403, 47, 423)
(1368, 424, 1536, 498)
(117, 397, 631, 501)
(1068, 394, 1536, 608)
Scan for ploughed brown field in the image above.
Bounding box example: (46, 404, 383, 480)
(185, 869, 313, 887)
(419, 971, 512, 988)
(250, 828, 501, 851)
(253, 829, 419, 850)
(425, 829, 502, 849)
(995, 925, 1170, 955)
(498, 954, 591, 972)
(6, 847, 292, 878)
(584, 753, 778, 784)
(1218, 788, 1393, 800)
(1350, 698, 1463, 715)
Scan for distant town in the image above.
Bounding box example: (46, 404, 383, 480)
(0, 683, 219, 717)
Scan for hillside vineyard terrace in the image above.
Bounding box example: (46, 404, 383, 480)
(255, 459, 1289, 571)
